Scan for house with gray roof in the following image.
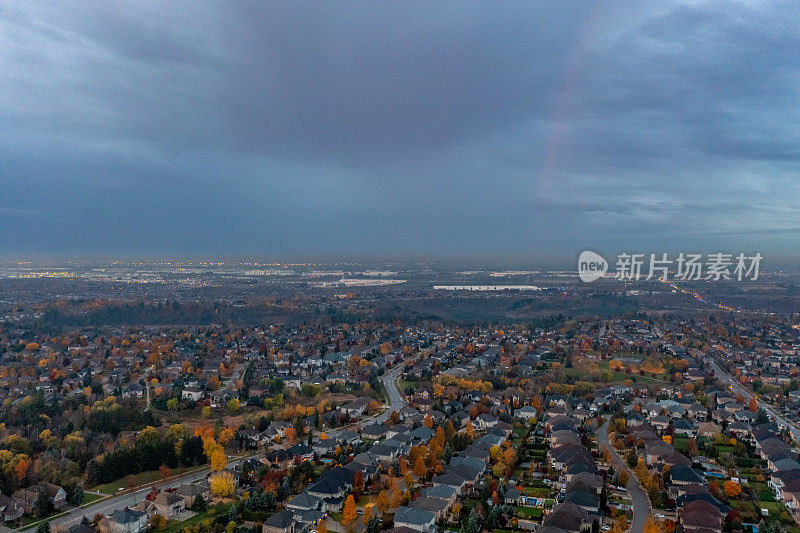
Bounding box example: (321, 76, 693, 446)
(393, 506, 436, 533)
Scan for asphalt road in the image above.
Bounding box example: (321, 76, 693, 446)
(326, 365, 406, 437)
(705, 357, 800, 443)
(370, 366, 406, 426)
(44, 367, 407, 532)
(43, 459, 246, 532)
(597, 421, 652, 533)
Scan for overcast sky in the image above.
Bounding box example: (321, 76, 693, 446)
(1, 1, 798, 260)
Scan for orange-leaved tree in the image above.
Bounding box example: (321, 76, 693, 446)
(343, 494, 357, 523)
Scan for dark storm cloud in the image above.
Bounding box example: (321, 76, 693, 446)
(0, 1, 798, 257)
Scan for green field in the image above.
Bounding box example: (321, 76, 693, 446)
(562, 357, 670, 385)
(82, 492, 105, 504)
(93, 465, 206, 494)
(95, 470, 166, 494)
(516, 506, 544, 519)
(522, 487, 551, 497)
(161, 503, 235, 533)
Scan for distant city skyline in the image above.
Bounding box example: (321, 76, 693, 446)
(1, 2, 798, 256)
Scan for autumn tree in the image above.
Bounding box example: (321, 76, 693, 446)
(218, 427, 236, 446)
(617, 470, 629, 487)
(226, 398, 240, 413)
(503, 447, 517, 469)
(210, 471, 235, 497)
(151, 514, 167, 530)
(413, 456, 427, 478)
(343, 495, 357, 524)
(749, 397, 758, 413)
(687, 438, 698, 456)
(210, 448, 228, 472)
(723, 480, 742, 498)
(354, 470, 364, 494)
(532, 395, 543, 415)
(609, 514, 629, 533)
(390, 489, 403, 509)
(15, 455, 30, 482)
(643, 516, 659, 533)
(376, 491, 389, 512)
(398, 456, 409, 475)
(284, 427, 298, 445)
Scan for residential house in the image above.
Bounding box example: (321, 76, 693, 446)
(101, 509, 148, 533)
(153, 492, 185, 518)
(262, 509, 295, 533)
(393, 507, 436, 533)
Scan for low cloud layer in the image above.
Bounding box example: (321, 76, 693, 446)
(1, 1, 798, 258)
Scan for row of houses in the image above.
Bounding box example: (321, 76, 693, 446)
(539, 413, 601, 532)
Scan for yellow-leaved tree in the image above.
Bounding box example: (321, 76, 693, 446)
(210, 471, 235, 497)
(210, 447, 228, 472)
(376, 491, 389, 512)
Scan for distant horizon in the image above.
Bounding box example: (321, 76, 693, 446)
(2, 252, 800, 272)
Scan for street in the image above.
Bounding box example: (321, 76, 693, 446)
(328, 365, 406, 436)
(370, 366, 406, 426)
(597, 421, 652, 533)
(41, 367, 407, 532)
(43, 459, 246, 532)
(705, 357, 800, 443)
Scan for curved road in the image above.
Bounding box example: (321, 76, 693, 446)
(597, 421, 652, 532)
(371, 366, 406, 426)
(41, 367, 407, 532)
(328, 365, 406, 436)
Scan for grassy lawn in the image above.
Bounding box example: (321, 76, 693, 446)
(522, 480, 550, 489)
(751, 482, 775, 502)
(82, 492, 105, 504)
(93, 464, 205, 494)
(757, 501, 786, 516)
(731, 500, 759, 522)
(20, 515, 61, 530)
(399, 380, 416, 393)
(515, 506, 544, 519)
(162, 504, 234, 533)
(563, 356, 670, 385)
(522, 487, 551, 498)
(95, 470, 165, 494)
